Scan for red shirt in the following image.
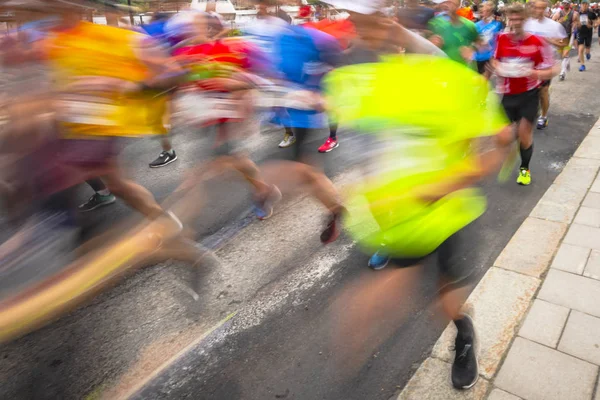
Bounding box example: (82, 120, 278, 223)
(493, 32, 554, 95)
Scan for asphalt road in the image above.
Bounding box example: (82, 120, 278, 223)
(2, 49, 600, 400)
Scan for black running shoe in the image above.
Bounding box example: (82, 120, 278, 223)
(149, 150, 177, 168)
(452, 314, 479, 390)
(78, 193, 116, 213)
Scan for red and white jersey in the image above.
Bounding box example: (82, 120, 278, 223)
(493, 32, 554, 95)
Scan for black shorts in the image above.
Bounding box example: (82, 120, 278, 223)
(501, 88, 540, 123)
(578, 31, 593, 48)
(477, 60, 489, 75)
(390, 227, 474, 290)
(540, 79, 551, 88)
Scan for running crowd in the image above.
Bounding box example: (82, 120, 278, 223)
(0, 0, 597, 393)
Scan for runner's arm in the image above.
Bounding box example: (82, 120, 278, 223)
(392, 23, 447, 56)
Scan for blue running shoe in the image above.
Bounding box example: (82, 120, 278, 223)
(254, 185, 282, 220)
(586, 53, 591, 61)
(580, 64, 586, 72)
(368, 248, 390, 270)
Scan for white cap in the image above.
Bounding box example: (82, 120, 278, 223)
(322, 0, 386, 14)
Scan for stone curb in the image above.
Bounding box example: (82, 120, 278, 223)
(397, 116, 600, 400)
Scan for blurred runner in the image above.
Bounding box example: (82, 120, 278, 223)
(457, 1, 475, 21)
(172, 12, 282, 220)
(326, 0, 444, 269)
(141, 12, 179, 168)
(494, 3, 557, 186)
(576, 0, 598, 71)
(552, 0, 578, 80)
(246, 0, 297, 149)
(474, 1, 503, 76)
(325, 0, 510, 390)
(267, 22, 346, 241)
(429, 0, 481, 69)
(524, 0, 567, 129)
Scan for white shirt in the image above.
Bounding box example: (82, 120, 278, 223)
(524, 17, 567, 39)
(524, 17, 567, 61)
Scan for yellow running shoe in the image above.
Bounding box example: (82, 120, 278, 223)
(516, 168, 531, 185)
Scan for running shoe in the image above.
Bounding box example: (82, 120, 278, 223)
(78, 193, 116, 212)
(580, 64, 586, 72)
(536, 116, 548, 130)
(320, 208, 344, 244)
(559, 72, 565, 81)
(254, 185, 282, 220)
(278, 133, 296, 148)
(150, 150, 177, 168)
(586, 53, 591, 61)
(318, 137, 339, 153)
(516, 168, 531, 186)
(368, 248, 390, 270)
(452, 313, 479, 390)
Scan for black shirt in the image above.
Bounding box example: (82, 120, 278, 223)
(579, 10, 598, 35)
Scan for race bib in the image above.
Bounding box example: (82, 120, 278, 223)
(58, 94, 120, 126)
(174, 91, 243, 126)
(497, 58, 534, 78)
(255, 86, 322, 110)
(580, 14, 589, 25)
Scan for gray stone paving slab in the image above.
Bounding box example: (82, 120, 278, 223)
(530, 184, 587, 223)
(591, 176, 600, 193)
(564, 224, 600, 251)
(558, 310, 600, 365)
(487, 389, 522, 400)
(575, 207, 600, 228)
(584, 250, 600, 281)
(495, 337, 598, 400)
(550, 243, 590, 274)
(574, 136, 600, 160)
(494, 218, 566, 277)
(518, 299, 570, 348)
(396, 358, 489, 400)
(583, 192, 600, 209)
(538, 269, 600, 318)
(432, 267, 539, 379)
(553, 157, 600, 191)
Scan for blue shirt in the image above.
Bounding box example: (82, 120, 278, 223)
(273, 25, 341, 129)
(474, 19, 503, 62)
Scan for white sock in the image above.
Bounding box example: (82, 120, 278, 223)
(561, 58, 569, 74)
(166, 149, 175, 155)
(98, 189, 111, 196)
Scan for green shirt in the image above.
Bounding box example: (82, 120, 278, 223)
(428, 16, 479, 68)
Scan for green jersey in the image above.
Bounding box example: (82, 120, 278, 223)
(429, 16, 479, 68)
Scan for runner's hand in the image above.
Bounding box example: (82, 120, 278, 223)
(459, 46, 475, 62)
(429, 35, 444, 48)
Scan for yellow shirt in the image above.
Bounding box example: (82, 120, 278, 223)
(47, 22, 167, 137)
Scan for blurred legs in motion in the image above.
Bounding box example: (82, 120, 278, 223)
(101, 166, 165, 220)
(79, 178, 116, 212)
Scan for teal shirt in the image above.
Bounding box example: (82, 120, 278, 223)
(429, 16, 479, 68)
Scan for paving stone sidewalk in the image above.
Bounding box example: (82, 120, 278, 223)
(397, 118, 600, 400)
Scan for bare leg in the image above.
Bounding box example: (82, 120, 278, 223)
(101, 166, 164, 219)
(539, 85, 550, 118)
(161, 137, 173, 152)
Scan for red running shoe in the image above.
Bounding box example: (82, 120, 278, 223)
(318, 137, 339, 153)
